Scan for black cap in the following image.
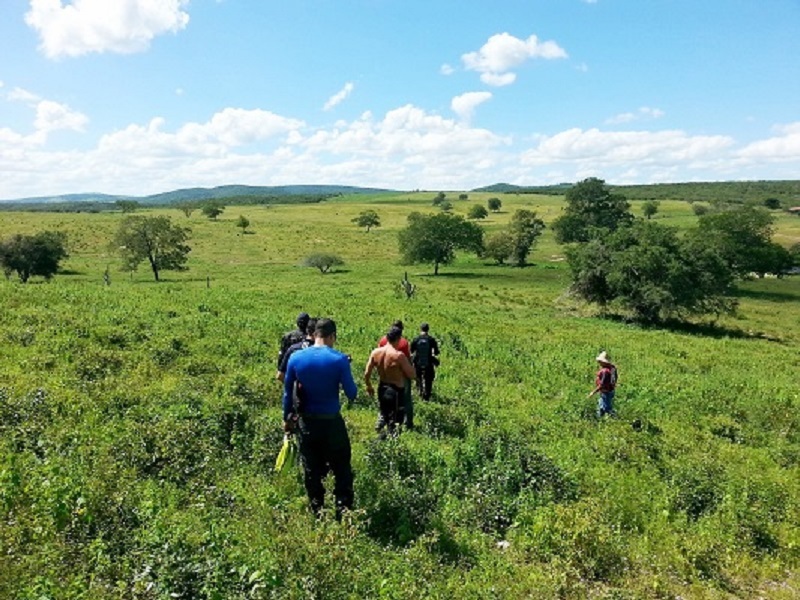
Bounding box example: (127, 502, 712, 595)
(297, 312, 310, 328)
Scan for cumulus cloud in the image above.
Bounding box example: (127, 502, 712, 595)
(461, 32, 567, 86)
(323, 82, 355, 111)
(6, 86, 88, 143)
(24, 0, 190, 58)
(735, 122, 800, 162)
(605, 106, 665, 125)
(451, 91, 492, 122)
(440, 64, 455, 75)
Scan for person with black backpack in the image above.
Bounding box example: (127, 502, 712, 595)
(275, 312, 309, 377)
(410, 323, 440, 400)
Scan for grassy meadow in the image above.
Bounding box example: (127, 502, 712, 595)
(1, 193, 799, 599)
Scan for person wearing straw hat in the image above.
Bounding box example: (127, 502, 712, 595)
(588, 350, 618, 418)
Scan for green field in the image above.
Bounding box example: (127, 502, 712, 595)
(1, 193, 799, 599)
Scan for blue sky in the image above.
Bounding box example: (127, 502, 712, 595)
(1, 0, 799, 199)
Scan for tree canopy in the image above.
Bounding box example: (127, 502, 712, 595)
(0, 231, 69, 283)
(508, 209, 545, 267)
(694, 206, 787, 278)
(552, 177, 633, 244)
(467, 204, 489, 220)
(566, 220, 736, 322)
(304, 253, 344, 274)
(351, 209, 381, 232)
(398, 212, 484, 275)
(112, 216, 191, 282)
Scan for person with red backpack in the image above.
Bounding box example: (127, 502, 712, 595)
(588, 350, 617, 418)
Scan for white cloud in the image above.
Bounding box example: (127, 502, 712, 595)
(6, 87, 88, 144)
(440, 64, 455, 75)
(451, 91, 492, 122)
(461, 32, 568, 87)
(24, 0, 190, 58)
(605, 106, 665, 125)
(735, 122, 800, 162)
(323, 82, 355, 112)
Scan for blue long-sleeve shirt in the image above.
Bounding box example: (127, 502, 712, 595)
(282, 345, 358, 420)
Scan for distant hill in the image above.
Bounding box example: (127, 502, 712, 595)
(474, 180, 800, 205)
(1, 184, 397, 206)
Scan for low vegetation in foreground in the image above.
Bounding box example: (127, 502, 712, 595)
(0, 188, 798, 599)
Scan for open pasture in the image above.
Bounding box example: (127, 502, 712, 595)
(1, 193, 799, 598)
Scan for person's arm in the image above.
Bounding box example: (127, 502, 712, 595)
(588, 370, 604, 398)
(341, 355, 358, 401)
(276, 347, 292, 382)
(282, 357, 296, 421)
(400, 354, 416, 381)
(431, 337, 440, 356)
(363, 352, 376, 397)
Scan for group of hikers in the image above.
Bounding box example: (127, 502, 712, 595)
(274, 312, 617, 519)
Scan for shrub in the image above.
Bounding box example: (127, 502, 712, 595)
(303, 253, 344, 273)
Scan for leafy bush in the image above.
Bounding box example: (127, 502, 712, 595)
(303, 253, 344, 273)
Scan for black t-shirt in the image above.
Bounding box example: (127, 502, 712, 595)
(411, 334, 439, 367)
(277, 328, 305, 368)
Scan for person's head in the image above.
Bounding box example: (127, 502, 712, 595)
(296, 312, 310, 331)
(386, 326, 403, 346)
(305, 317, 318, 337)
(595, 350, 612, 366)
(314, 318, 337, 345)
(420, 322, 429, 333)
(391, 320, 404, 332)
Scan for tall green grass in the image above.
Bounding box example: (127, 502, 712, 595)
(0, 194, 798, 598)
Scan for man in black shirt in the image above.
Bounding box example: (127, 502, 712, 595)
(276, 312, 309, 372)
(410, 323, 440, 400)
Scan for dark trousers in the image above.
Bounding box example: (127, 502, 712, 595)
(377, 382, 405, 433)
(297, 414, 353, 516)
(415, 364, 435, 400)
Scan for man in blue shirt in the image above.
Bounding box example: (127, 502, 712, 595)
(283, 318, 358, 517)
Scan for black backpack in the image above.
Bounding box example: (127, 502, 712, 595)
(414, 336, 432, 367)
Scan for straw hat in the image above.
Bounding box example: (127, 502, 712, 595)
(595, 351, 612, 364)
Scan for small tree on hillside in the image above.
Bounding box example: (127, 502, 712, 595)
(468, 204, 489, 220)
(459, 193, 469, 201)
(487, 197, 502, 212)
(508, 209, 545, 267)
(116, 200, 141, 213)
(432, 192, 446, 206)
(351, 209, 381, 232)
(201, 201, 225, 220)
(304, 253, 344, 274)
(236, 215, 250, 233)
(642, 200, 660, 220)
(113, 216, 191, 282)
(439, 200, 454, 212)
(484, 232, 515, 265)
(0, 231, 69, 283)
(398, 212, 484, 275)
(177, 201, 197, 218)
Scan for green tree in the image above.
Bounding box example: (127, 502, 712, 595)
(439, 200, 454, 212)
(115, 200, 141, 213)
(0, 231, 69, 283)
(304, 253, 344, 274)
(566, 220, 736, 322)
(487, 197, 502, 212)
(351, 209, 381, 232)
(432, 192, 446, 206)
(236, 215, 250, 233)
(398, 212, 484, 275)
(763, 197, 781, 210)
(484, 232, 514, 265)
(467, 204, 489, 220)
(552, 177, 633, 244)
(695, 206, 778, 278)
(458, 193, 469, 201)
(176, 201, 197, 218)
(112, 216, 191, 282)
(642, 200, 660, 220)
(201, 201, 225, 220)
(508, 209, 545, 266)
